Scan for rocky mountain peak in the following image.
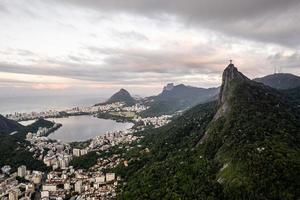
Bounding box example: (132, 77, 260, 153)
(215, 63, 249, 120)
(163, 83, 175, 92)
(218, 64, 248, 104)
(106, 88, 136, 106)
(118, 88, 130, 95)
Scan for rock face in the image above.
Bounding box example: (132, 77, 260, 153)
(199, 64, 247, 144)
(254, 73, 300, 90)
(214, 63, 249, 120)
(106, 88, 136, 106)
(163, 83, 174, 92)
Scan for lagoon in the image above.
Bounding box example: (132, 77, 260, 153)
(46, 115, 133, 143)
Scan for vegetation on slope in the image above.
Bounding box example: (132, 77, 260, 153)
(140, 99, 189, 117)
(254, 73, 300, 89)
(283, 86, 300, 105)
(0, 114, 24, 134)
(115, 66, 300, 200)
(0, 117, 54, 171)
(115, 102, 222, 199)
(0, 134, 49, 171)
(140, 85, 218, 117)
(203, 80, 300, 199)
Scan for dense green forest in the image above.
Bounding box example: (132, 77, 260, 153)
(0, 118, 55, 171)
(283, 86, 300, 105)
(0, 134, 49, 171)
(115, 68, 300, 199)
(115, 102, 222, 199)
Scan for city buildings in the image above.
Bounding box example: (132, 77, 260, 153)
(1, 102, 172, 199)
(17, 166, 26, 178)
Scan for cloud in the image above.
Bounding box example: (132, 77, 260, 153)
(268, 51, 300, 69)
(0, 0, 299, 95)
(112, 30, 149, 41)
(0, 41, 226, 87)
(15, 49, 35, 56)
(32, 83, 71, 90)
(87, 46, 225, 74)
(0, 42, 297, 89)
(59, 0, 300, 47)
(0, 3, 8, 13)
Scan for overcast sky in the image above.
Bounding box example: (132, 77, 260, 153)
(0, 0, 299, 97)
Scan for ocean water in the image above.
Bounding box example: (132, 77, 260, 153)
(47, 115, 133, 142)
(0, 95, 105, 115)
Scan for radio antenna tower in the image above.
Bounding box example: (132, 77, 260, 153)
(278, 66, 282, 73)
(273, 66, 277, 74)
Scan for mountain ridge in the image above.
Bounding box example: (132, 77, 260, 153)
(140, 83, 219, 117)
(254, 73, 300, 89)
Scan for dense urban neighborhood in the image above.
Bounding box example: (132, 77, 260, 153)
(0, 101, 171, 200)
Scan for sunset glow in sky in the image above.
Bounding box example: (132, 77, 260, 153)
(0, 0, 299, 97)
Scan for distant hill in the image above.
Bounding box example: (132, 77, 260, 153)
(159, 84, 218, 101)
(0, 115, 50, 171)
(0, 115, 56, 139)
(96, 88, 136, 106)
(254, 73, 300, 89)
(116, 64, 300, 199)
(140, 83, 219, 117)
(0, 114, 24, 134)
